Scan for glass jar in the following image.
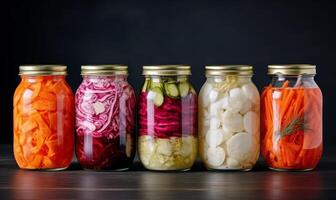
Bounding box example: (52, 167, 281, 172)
(199, 65, 260, 170)
(138, 65, 198, 171)
(75, 65, 136, 170)
(261, 64, 322, 171)
(13, 65, 74, 170)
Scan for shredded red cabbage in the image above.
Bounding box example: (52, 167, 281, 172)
(75, 76, 136, 170)
(138, 91, 197, 138)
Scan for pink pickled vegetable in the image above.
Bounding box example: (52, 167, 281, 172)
(75, 76, 136, 170)
(138, 91, 197, 138)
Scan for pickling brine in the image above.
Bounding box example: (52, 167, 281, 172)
(138, 65, 197, 171)
(75, 65, 136, 170)
(199, 66, 260, 170)
(13, 65, 74, 170)
(261, 65, 322, 171)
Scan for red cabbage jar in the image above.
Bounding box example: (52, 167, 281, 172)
(75, 65, 136, 170)
(138, 65, 198, 171)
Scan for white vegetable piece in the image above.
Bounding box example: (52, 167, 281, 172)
(226, 157, 240, 168)
(207, 147, 226, 167)
(222, 129, 234, 142)
(221, 96, 230, 109)
(227, 132, 252, 162)
(209, 117, 221, 129)
(241, 83, 260, 104)
(229, 87, 244, 99)
(221, 110, 244, 132)
(239, 98, 252, 114)
(206, 129, 224, 147)
(93, 101, 105, 115)
(139, 136, 156, 165)
(180, 137, 193, 157)
(209, 89, 219, 103)
(227, 87, 245, 113)
(201, 83, 212, 107)
(243, 111, 259, 134)
(209, 100, 222, 117)
(156, 139, 172, 156)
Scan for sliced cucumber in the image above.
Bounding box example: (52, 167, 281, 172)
(142, 79, 151, 92)
(178, 82, 190, 97)
(151, 81, 163, 90)
(190, 87, 196, 95)
(164, 83, 179, 98)
(148, 87, 164, 106)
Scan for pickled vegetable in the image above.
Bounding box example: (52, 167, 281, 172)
(75, 76, 136, 170)
(179, 82, 190, 97)
(138, 77, 197, 170)
(13, 76, 74, 170)
(199, 77, 260, 170)
(261, 81, 322, 170)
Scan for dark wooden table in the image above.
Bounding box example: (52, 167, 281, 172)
(1, 145, 335, 200)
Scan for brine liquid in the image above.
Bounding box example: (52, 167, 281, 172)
(75, 76, 136, 170)
(261, 87, 322, 170)
(13, 76, 74, 170)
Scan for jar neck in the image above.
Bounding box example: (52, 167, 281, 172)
(82, 74, 128, 81)
(145, 75, 190, 82)
(20, 75, 66, 82)
(270, 74, 317, 88)
(206, 75, 252, 83)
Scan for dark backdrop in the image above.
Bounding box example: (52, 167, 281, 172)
(2, 0, 335, 154)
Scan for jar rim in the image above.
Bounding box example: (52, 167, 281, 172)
(205, 65, 253, 76)
(81, 65, 128, 75)
(142, 65, 191, 76)
(19, 65, 67, 76)
(268, 64, 316, 75)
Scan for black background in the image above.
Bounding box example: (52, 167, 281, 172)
(2, 0, 335, 154)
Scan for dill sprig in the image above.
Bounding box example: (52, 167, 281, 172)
(280, 116, 308, 137)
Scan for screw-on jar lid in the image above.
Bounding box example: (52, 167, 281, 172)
(81, 65, 128, 75)
(268, 64, 316, 75)
(205, 65, 253, 76)
(142, 65, 191, 76)
(19, 65, 67, 76)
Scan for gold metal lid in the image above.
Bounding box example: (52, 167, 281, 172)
(268, 64, 316, 75)
(142, 65, 191, 76)
(81, 65, 128, 75)
(19, 65, 67, 76)
(205, 65, 253, 76)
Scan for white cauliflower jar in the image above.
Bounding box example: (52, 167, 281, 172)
(199, 65, 260, 170)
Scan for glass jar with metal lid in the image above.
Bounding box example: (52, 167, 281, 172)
(261, 64, 322, 171)
(13, 65, 74, 170)
(75, 65, 136, 170)
(199, 65, 260, 170)
(138, 65, 197, 171)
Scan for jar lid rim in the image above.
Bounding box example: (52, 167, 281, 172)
(81, 65, 128, 75)
(142, 65, 191, 76)
(19, 65, 67, 75)
(205, 65, 253, 76)
(268, 64, 316, 75)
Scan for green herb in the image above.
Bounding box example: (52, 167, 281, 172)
(280, 116, 308, 137)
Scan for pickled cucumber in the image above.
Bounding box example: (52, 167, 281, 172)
(142, 79, 151, 92)
(178, 82, 190, 97)
(164, 83, 179, 98)
(148, 87, 164, 106)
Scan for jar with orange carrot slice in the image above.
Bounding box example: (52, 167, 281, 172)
(13, 65, 75, 170)
(261, 64, 322, 171)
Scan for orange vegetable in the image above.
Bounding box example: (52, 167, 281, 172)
(261, 81, 322, 170)
(13, 76, 74, 170)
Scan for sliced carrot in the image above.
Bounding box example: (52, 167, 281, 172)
(261, 84, 322, 170)
(13, 76, 74, 169)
